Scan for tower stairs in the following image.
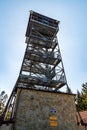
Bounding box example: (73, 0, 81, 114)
(0, 10, 68, 126)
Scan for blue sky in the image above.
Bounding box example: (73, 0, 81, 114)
(0, 0, 87, 96)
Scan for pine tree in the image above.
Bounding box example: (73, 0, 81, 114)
(0, 90, 8, 115)
(76, 83, 87, 111)
(82, 83, 87, 94)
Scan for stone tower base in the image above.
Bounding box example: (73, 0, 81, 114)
(0, 88, 84, 130)
(14, 88, 84, 130)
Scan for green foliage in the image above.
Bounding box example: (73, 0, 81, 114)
(76, 82, 87, 111)
(0, 90, 8, 115)
(5, 110, 12, 120)
(82, 83, 87, 94)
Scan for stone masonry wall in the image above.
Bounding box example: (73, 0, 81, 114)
(13, 88, 84, 130)
(0, 124, 13, 130)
